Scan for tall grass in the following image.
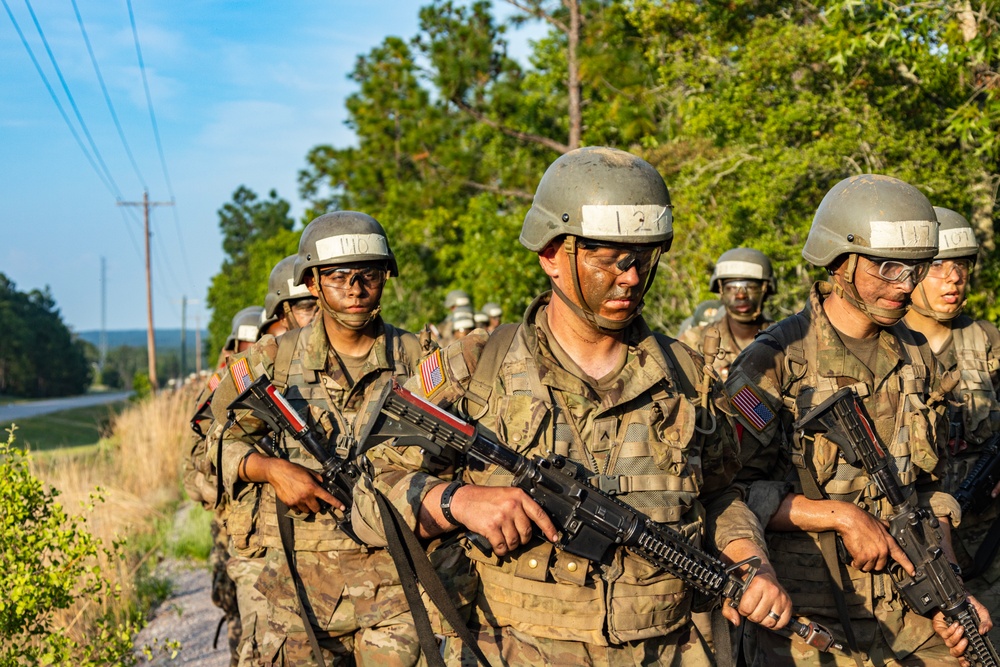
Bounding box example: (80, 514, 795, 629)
(27, 382, 201, 649)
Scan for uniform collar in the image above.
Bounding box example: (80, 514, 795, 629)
(809, 281, 904, 386)
(303, 316, 391, 379)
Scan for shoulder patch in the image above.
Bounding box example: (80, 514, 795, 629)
(229, 357, 254, 394)
(729, 383, 775, 432)
(207, 371, 221, 392)
(419, 348, 446, 397)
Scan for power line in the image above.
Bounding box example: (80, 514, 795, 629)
(71, 0, 147, 190)
(1, 0, 116, 197)
(23, 0, 124, 199)
(126, 0, 197, 294)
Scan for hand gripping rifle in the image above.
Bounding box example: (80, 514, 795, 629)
(227, 374, 363, 544)
(794, 387, 1000, 667)
(363, 380, 843, 654)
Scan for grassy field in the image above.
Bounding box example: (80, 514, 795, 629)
(3, 401, 129, 451)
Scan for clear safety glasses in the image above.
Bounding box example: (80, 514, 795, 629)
(926, 258, 973, 281)
(318, 267, 387, 291)
(864, 258, 930, 285)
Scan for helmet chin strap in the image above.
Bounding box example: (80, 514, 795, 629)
(312, 267, 382, 331)
(552, 236, 654, 333)
(909, 283, 965, 322)
(830, 254, 908, 324)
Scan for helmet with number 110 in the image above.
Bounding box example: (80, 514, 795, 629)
(803, 174, 938, 323)
(520, 146, 673, 331)
(293, 211, 397, 330)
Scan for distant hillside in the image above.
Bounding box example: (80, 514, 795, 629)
(75, 329, 207, 350)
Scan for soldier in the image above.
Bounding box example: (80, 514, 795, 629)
(481, 302, 503, 333)
(435, 289, 471, 346)
(355, 146, 791, 665)
(727, 175, 992, 666)
(184, 306, 263, 666)
(451, 305, 476, 341)
(211, 212, 429, 666)
(473, 309, 489, 330)
(677, 299, 724, 338)
(260, 254, 320, 337)
(680, 248, 776, 381)
(903, 207, 1000, 627)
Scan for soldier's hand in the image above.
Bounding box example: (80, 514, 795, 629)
(836, 503, 914, 575)
(450, 484, 559, 557)
(719, 539, 792, 629)
(262, 458, 343, 514)
(933, 612, 972, 666)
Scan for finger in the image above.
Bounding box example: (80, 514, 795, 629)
(501, 522, 523, 550)
(314, 487, 344, 512)
(721, 603, 741, 627)
(513, 511, 534, 546)
(521, 497, 559, 542)
(887, 538, 914, 576)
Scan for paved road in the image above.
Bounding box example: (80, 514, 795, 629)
(0, 391, 132, 423)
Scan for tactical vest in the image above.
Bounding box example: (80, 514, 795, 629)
(237, 322, 420, 553)
(460, 325, 712, 645)
(758, 309, 940, 629)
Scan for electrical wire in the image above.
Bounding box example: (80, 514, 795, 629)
(125, 0, 198, 295)
(23, 0, 124, 199)
(71, 0, 147, 190)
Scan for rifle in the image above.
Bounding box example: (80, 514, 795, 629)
(362, 380, 844, 654)
(954, 436, 1000, 516)
(227, 374, 363, 544)
(794, 387, 1000, 667)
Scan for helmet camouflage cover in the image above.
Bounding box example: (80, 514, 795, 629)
(293, 211, 398, 286)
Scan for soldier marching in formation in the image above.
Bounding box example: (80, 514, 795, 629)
(189, 148, 999, 666)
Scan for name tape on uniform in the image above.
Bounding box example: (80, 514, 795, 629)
(315, 233, 389, 261)
(939, 228, 977, 253)
(580, 204, 672, 238)
(715, 260, 764, 279)
(285, 278, 312, 297)
(868, 220, 936, 250)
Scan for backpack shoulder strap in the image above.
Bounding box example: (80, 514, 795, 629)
(462, 323, 519, 419)
(272, 326, 306, 391)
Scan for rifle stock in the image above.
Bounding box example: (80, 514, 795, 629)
(795, 387, 1000, 667)
(365, 380, 844, 654)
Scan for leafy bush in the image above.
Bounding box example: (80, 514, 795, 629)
(0, 429, 142, 666)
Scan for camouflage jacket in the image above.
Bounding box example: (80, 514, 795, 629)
(181, 369, 224, 510)
(210, 316, 423, 553)
(727, 281, 956, 656)
(679, 312, 774, 381)
(356, 292, 765, 646)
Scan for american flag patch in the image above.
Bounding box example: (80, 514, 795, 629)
(207, 372, 221, 392)
(730, 384, 775, 432)
(230, 358, 253, 394)
(420, 349, 445, 397)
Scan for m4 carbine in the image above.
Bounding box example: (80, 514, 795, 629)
(954, 436, 1000, 516)
(795, 386, 999, 667)
(364, 380, 843, 654)
(228, 374, 363, 544)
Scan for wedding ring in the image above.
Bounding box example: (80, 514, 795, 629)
(767, 611, 781, 622)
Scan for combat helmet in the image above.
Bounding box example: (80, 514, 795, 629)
(293, 211, 396, 330)
(482, 302, 503, 319)
(709, 248, 775, 323)
(224, 306, 265, 351)
(520, 146, 673, 331)
(911, 207, 978, 322)
(262, 255, 315, 331)
(803, 174, 938, 323)
(445, 289, 471, 310)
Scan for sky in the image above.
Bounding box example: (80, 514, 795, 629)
(0, 1, 542, 334)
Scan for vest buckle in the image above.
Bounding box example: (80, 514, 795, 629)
(596, 474, 622, 495)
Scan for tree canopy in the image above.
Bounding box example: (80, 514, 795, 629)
(206, 0, 1000, 337)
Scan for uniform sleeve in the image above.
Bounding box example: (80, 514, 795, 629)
(725, 338, 794, 530)
(352, 332, 490, 543)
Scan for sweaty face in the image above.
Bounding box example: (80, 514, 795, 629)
(307, 262, 386, 317)
(912, 258, 971, 315)
(572, 240, 659, 323)
(848, 255, 919, 325)
(719, 279, 765, 319)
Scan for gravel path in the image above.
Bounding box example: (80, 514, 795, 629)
(134, 558, 231, 667)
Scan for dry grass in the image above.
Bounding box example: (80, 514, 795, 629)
(27, 382, 201, 645)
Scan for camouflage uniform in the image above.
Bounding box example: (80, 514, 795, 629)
(357, 292, 767, 666)
(211, 316, 428, 666)
(930, 315, 1000, 624)
(727, 281, 960, 666)
(183, 373, 242, 667)
(680, 312, 774, 380)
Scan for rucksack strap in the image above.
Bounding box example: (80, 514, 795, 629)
(273, 326, 308, 391)
(461, 323, 519, 420)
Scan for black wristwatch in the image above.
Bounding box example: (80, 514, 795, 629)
(440, 480, 464, 527)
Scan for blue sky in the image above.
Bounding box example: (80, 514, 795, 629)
(1, 1, 540, 333)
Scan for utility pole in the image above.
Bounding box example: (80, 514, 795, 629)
(180, 296, 186, 384)
(118, 191, 172, 390)
(99, 256, 107, 373)
(194, 313, 203, 375)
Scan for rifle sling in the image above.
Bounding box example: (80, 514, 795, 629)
(373, 489, 493, 667)
(969, 514, 1000, 581)
(792, 450, 867, 667)
(275, 497, 327, 667)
